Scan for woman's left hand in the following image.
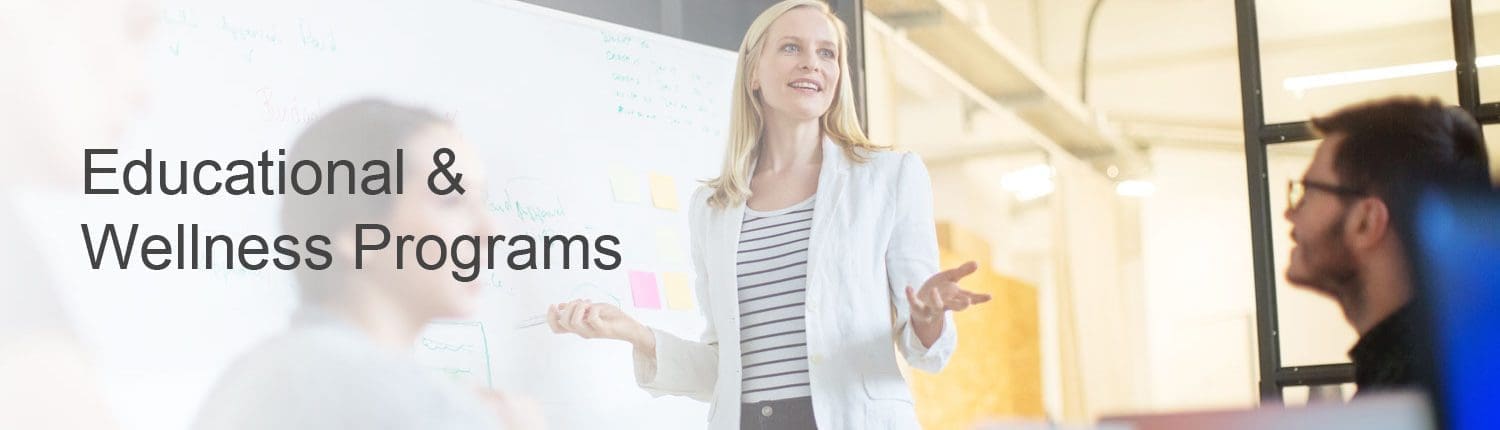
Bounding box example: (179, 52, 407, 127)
(905, 261, 991, 348)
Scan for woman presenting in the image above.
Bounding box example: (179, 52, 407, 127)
(547, 1, 990, 428)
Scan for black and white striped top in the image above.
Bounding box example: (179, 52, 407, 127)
(736, 195, 815, 403)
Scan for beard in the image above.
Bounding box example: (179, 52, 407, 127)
(1289, 215, 1363, 308)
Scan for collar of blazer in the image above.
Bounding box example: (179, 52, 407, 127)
(808, 136, 850, 244)
(706, 137, 852, 313)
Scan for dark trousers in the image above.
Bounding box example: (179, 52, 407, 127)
(739, 396, 817, 430)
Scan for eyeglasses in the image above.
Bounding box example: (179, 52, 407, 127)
(1287, 179, 1365, 212)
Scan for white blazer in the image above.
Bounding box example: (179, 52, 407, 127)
(632, 138, 957, 429)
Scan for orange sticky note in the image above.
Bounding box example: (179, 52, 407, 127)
(649, 173, 679, 211)
(662, 272, 693, 310)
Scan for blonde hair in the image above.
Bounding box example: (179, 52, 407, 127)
(704, 0, 881, 209)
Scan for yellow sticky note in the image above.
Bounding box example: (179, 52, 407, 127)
(649, 173, 679, 211)
(662, 272, 693, 310)
(609, 169, 642, 203)
(656, 228, 685, 264)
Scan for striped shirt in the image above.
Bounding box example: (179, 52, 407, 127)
(736, 195, 815, 403)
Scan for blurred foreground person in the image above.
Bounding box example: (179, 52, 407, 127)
(193, 100, 541, 430)
(0, 0, 155, 428)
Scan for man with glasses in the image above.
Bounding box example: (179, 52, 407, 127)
(1283, 96, 1491, 394)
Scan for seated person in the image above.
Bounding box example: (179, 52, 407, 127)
(1282, 96, 1490, 394)
(194, 99, 535, 429)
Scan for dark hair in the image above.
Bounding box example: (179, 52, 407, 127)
(1311, 96, 1491, 205)
(280, 99, 448, 296)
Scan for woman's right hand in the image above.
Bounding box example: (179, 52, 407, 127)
(546, 300, 652, 348)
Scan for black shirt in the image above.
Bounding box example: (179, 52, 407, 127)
(1348, 303, 1427, 395)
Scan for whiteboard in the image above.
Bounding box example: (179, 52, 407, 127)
(59, 0, 735, 428)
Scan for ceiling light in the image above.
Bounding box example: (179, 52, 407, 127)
(1000, 165, 1054, 201)
(1283, 55, 1500, 95)
(1115, 179, 1156, 197)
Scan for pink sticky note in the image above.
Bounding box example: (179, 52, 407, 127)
(629, 271, 661, 309)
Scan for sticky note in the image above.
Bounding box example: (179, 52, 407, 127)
(656, 228, 685, 264)
(629, 271, 661, 309)
(662, 272, 693, 310)
(609, 169, 642, 203)
(649, 173, 679, 211)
